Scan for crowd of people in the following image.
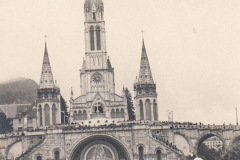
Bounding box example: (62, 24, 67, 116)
(0, 120, 238, 138)
(152, 133, 180, 153)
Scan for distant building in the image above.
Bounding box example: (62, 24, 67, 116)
(203, 136, 223, 150)
(0, 104, 37, 130)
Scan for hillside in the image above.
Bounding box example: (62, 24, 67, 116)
(0, 78, 38, 105)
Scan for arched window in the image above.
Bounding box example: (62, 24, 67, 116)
(90, 26, 95, 51)
(39, 105, 42, 126)
(145, 99, 151, 120)
(83, 110, 87, 120)
(116, 108, 120, 118)
(139, 100, 144, 120)
(153, 99, 158, 121)
(78, 110, 82, 120)
(111, 109, 115, 118)
(52, 104, 56, 125)
(44, 104, 50, 126)
(93, 12, 96, 21)
(36, 155, 42, 160)
(156, 150, 161, 160)
(73, 111, 77, 120)
(138, 146, 144, 160)
(54, 150, 60, 160)
(120, 108, 125, 118)
(96, 26, 101, 50)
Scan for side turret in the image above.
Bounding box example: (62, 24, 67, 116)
(134, 39, 159, 121)
(36, 42, 61, 127)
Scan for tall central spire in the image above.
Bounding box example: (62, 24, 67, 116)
(138, 39, 154, 84)
(39, 42, 55, 89)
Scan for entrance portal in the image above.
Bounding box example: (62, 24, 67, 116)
(70, 135, 130, 160)
(81, 141, 118, 160)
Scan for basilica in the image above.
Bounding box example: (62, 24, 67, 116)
(0, 0, 185, 160)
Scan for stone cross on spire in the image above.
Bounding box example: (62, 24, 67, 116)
(39, 40, 55, 89)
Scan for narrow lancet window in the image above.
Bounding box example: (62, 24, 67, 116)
(90, 26, 95, 51)
(96, 26, 101, 50)
(93, 12, 96, 21)
(138, 146, 144, 160)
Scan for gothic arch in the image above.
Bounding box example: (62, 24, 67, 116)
(73, 111, 77, 120)
(83, 110, 87, 120)
(120, 108, 125, 118)
(78, 110, 83, 120)
(195, 133, 226, 155)
(90, 26, 95, 51)
(111, 109, 115, 118)
(52, 104, 56, 125)
(44, 104, 50, 126)
(139, 100, 144, 120)
(116, 108, 120, 118)
(38, 105, 43, 126)
(96, 25, 101, 50)
(145, 99, 151, 120)
(69, 135, 132, 160)
(153, 99, 158, 121)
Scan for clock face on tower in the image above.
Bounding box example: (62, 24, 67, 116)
(92, 72, 102, 84)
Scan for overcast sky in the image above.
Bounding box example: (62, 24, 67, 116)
(1, 0, 240, 124)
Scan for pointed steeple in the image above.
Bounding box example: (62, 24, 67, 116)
(137, 39, 154, 84)
(39, 42, 55, 89)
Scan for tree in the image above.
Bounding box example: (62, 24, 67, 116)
(60, 96, 69, 124)
(224, 143, 240, 160)
(0, 111, 13, 134)
(198, 143, 223, 160)
(125, 88, 135, 121)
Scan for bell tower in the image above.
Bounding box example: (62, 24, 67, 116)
(80, 0, 114, 96)
(84, 0, 107, 67)
(69, 0, 128, 123)
(134, 39, 159, 121)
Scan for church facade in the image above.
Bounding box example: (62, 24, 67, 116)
(0, 0, 185, 160)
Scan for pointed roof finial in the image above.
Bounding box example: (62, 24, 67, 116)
(141, 30, 144, 40)
(44, 34, 47, 43)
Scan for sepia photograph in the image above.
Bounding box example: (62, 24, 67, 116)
(0, 0, 240, 159)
